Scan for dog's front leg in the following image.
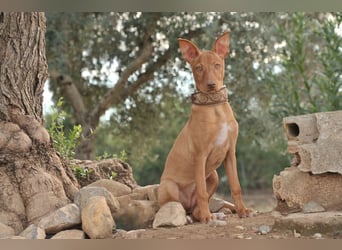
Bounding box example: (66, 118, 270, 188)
(224, 149, 251, 218)
(192, 156, 212, 223)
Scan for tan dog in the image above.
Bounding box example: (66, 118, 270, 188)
(158, 32, 251, 223)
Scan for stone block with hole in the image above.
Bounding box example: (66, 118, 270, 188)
(282, 110, 342, 174)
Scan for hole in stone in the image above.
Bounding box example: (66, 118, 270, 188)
(286, 123, 300, 137)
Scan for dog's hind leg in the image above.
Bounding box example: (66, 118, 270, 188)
(157, 179, 180, 208)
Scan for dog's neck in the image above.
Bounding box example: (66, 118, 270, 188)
(191, 86, 228, 106)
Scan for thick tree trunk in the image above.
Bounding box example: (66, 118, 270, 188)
(0, 12, 79, 234)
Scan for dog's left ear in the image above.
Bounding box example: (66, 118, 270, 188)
(212, 32, 230, 59)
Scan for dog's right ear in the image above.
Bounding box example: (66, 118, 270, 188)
(178, 38, 200, 64)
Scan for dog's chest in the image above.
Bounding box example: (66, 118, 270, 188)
(215, 122, 230, 146)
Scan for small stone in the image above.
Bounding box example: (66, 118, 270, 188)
(233, 234, 244, 239)
(186, 216, 194, 224)
(124, 229, 146, 239)
(212, 212, 226, 221)
(209, 197, 225, 212)
(294, 229, 301, 238)
(258, 225, 271, 235)
(208, 220, 227, 227)
(303, 201, 325, 214)
(312, 233, 323, 239)
(218, 207, 233, 214)
(153, 202, 187, 229)
(19, 224, 45, 239)
(235, 225, 244, 230)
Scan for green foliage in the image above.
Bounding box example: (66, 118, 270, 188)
(265, 13, 342, 121)
(47, 97, 82, 159)
(71, 165, 93, 181)
(96, 149, 128, 162)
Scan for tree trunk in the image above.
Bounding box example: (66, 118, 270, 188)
(0, 12, 79, 234)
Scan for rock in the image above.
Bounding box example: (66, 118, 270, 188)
(274, 211, 342, 236)
(209, 197, 225, 212)
(208, 220, 227, 227)
(218, 207, 233, 214)
(81, 196, 115, 239)
(273, 166, 342, 213)
(152, 202, 187, 229)
(303, 201, 326, 214)
(115, 199, 159, 230)
(50, 229, 85, 239)
(312, 233, 323, 239)
(124, 229, 146, 239)
(235, 225, 244, 230)
(88, 179, 131, 197)
(258, 225, 271, 235)
(19, 224, 45, 239)
(38, 203, 81, 234)
(294, 229, 301, 238)
(132, 184, 159, 201)
(212, 212, 226, 220)
(0, 222, 15, 239)
(74, 186, 120, 214)
(68, 158, 137, 188)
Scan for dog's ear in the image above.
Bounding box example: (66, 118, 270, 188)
(212, 32, 230, 59)
(178, 38, 200, 64)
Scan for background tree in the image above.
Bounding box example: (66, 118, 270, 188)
(0, 12, 78, 234)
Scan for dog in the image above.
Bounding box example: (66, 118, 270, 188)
(158, 32, 251, 223)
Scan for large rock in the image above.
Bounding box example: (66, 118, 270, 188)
(273, 167, 342, 213)
(88, 179, 131, 197)
(283, 111, 342, 174)
(152, 202, 187, 228)
(38, 203, 81, 234)
(68, 158, 137, 188)
(114, 198, 159, 230)
(51, 229, 85, 239)
(74, 186, 120, 214)
(0, 222, 15, 239)
(273, 211, 342, 236)
(19, 224, 45, 239)
(81, 196, 115, 239)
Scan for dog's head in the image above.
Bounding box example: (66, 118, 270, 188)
(178, 32, 230, 93)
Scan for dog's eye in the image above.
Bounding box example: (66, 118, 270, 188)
(196, 65, 203, 72)
(214, 63, 220, 69)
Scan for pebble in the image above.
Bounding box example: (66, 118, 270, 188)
(258, 225, 271, 235)
(208, 220, 227, 227)
(233, 233, 244, 239)
(212, 212, 226, 221)
(235, 225, 244, 230)
(294, 229, 301, 238)
(303, 201, 325, 214)
(312, 233, 323, 239)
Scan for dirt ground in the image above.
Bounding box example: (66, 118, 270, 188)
(124, 190, 340, 239)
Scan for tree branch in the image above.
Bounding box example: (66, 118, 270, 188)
(49, 70, 87, 124)
(89, 40, 153, 127)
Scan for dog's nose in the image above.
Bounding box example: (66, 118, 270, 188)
(207, 82, 216, 88)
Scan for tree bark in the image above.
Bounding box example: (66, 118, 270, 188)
(0, 12, 79, 234)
